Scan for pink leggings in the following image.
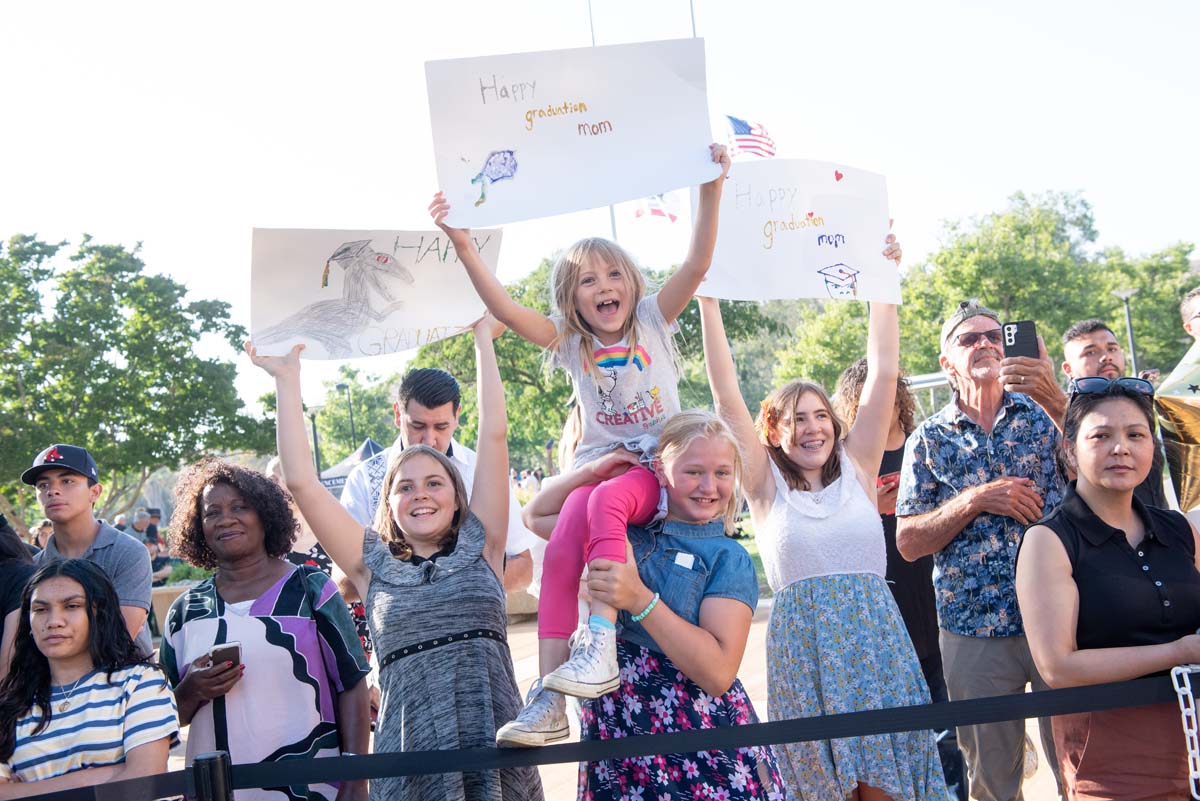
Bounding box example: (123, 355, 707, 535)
(537, 464, 660, 639)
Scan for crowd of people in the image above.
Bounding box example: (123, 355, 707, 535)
(1, 143, 1199, 801)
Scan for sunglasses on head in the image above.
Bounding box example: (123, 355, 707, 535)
(954, 329, 1003, 348)
(1068, 376, 1155, 399)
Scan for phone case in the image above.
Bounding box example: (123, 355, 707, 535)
(1002, 320, 1039, 359)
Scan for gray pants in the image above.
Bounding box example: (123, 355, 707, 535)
(940, 630, 1063, 801)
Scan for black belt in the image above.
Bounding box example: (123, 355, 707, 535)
(379, 628, 507, 670)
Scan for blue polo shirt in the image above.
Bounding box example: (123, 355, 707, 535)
(897, 391, 1064, 638)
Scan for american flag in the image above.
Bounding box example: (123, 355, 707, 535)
(726, 115, 776, 158)
(634, 192, 680, 223)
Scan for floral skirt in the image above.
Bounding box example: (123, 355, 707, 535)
(768, 573, 943, 801)
(578, 638, 786, 801)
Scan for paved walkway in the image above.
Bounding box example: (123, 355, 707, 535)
(171, 601, 1062, 799)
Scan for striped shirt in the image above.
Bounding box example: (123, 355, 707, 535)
(0, 663, 178, 782)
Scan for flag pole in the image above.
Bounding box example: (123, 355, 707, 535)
(587, 0, 620, 243)
(690, 0, 697, 37)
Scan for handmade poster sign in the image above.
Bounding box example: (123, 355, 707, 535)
(426, 38, 720, 228)
(251, 228, 502, 359)
(698, 159, 900, 304)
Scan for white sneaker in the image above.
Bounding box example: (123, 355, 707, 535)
(495, 679, 569, 748)
(542, 624, 619, 698)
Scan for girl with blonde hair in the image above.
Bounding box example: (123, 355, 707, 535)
(699, 230, 943, 801)
(524, 410, 786, 800)
(430, 144, 731, 746)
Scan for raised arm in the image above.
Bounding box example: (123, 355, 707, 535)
(245, 343, 372, 599)
(843, 234, 902, 488)
(468, 315, 510, 578)
(430, 193, 557, 347)
(698, 296, 772, 503)
(656, 144, 731, 322)
(1017, 525, 1200, 687)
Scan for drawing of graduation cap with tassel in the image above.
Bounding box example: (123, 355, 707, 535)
(817, 263, 861, 299)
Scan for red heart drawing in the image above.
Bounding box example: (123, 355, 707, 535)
(806, 211, 815, 219)
(835, 170, 844, 182)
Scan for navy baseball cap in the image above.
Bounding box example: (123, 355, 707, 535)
(21, 444, 100, 486)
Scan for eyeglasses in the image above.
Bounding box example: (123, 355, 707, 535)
(954, 329, 1003, 349)
(1068, 376, 1155, 399)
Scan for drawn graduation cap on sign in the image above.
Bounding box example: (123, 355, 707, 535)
(817, 263, 861, 299)
(322, 240, 373, 288)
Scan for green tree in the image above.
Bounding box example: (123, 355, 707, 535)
(312, 365, 403, 467)
(409, 260, 784, 469)
(0, 235, 272, 525)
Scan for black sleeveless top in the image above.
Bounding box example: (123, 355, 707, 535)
(1023, 481, 1200, 651)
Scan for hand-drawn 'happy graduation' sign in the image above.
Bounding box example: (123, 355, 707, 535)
(699, 159, 900, 304)
(251, 228, 502, 359)
(426, 38, 720, 228)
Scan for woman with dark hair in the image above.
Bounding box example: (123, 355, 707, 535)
(1016, 379, 1200, 799)
(835, 360, 967, 799)
(247, 316, 544, 801)
(699, 235, 943, 801)
(0, 559, 176, 796)
(161, 458, 371, 801)
(0, 516, 35, 682)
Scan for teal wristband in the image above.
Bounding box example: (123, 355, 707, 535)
(631, 592, 660, 623)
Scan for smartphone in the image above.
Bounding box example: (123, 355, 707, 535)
(1002, 320, 1039, 359)
(876, 471, 900, 489)
(208, 642, 242, 667)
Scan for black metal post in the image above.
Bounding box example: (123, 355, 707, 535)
(346, 385, 357, 447)
(309, 412, 323, 474)
(191, 751, 233, 801)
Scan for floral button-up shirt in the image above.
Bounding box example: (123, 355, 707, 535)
(897, 391, 1063, 637)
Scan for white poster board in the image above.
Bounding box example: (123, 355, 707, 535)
(251, 228, 501, 359)
(426, 38, 720, 228)
(699, 159, 900, 304)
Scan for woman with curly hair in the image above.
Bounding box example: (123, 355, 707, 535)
(247, 316, 544, 801)
(0, 559, 177, 797)
(160, 458, 371, 801)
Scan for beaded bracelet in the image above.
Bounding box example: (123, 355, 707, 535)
(631, 592, 660, 622)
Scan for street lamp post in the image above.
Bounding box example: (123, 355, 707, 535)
(1112, 288, 1140, 377)
(307, 405, 324, 475)
(335, 382, 357, 449)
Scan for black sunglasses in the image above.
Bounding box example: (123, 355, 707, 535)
(1068, 376, 1155, 399)
(955, 329, 1003, 348)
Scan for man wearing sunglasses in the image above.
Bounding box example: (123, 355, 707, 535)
(896, 300, 1065, 801)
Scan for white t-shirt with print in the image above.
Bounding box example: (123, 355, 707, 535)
(554, 293, 681, 467)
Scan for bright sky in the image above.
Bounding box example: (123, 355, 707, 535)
(4, 0, 1197, 411)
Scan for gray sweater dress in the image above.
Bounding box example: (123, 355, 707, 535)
(362, 514, 544, 801)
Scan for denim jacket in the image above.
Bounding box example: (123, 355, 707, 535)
(618, 518, 759, 655)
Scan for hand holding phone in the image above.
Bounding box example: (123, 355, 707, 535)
(209, 642, 242, 667)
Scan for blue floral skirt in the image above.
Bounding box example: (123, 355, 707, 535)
(578, 638, 786, 801)
(768, 573, 943, 801)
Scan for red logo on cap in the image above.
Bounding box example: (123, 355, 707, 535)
(45, 447, 63, 462)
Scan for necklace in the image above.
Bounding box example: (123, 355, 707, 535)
(56, 673, 88, 713)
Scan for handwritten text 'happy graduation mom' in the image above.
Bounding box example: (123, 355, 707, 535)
(479, 75, 613, 137)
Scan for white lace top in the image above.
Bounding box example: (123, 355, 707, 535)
(756, 448, 887, 593)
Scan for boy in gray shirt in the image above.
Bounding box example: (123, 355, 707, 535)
(22, 444, 154, 658)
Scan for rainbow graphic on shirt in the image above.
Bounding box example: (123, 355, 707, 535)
(594, 343, 651, 371)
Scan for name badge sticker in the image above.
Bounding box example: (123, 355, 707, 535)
(674, 552, 696, 570)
